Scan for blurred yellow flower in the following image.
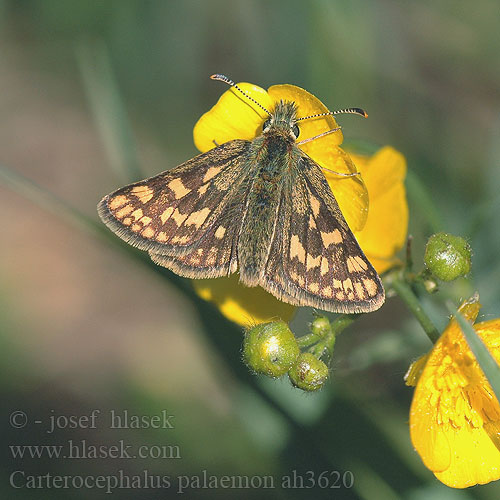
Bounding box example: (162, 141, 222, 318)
(192, 82, 408, 325)
(405, 296, 500, 488)
(195, 273, 295, 326)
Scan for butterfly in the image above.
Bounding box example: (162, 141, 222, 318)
(98, 75, 385, 313)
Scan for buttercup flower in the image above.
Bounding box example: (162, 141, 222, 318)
(192, 82, 408, 325)
(348, 147, 408, 274)
(405, 296, 500, 488)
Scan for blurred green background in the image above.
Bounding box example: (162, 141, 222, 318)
(1, 1, 499, 498)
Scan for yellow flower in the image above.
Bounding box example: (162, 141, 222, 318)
(347, 147, 408, 274)
(192, 81, 408, 325)
(405, 296, 500, 488)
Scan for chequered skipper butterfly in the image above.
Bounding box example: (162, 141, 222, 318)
(98, 75, 384, 313)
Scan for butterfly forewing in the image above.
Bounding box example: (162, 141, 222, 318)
(98, 140, 250, 256)
(149, 189, 251, 277)
(262, 153, 384, 313)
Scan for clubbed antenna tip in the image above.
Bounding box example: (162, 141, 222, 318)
(297, 107, 368, 122)
(210, 74, 235, 86)
(209, 73, 271, 116)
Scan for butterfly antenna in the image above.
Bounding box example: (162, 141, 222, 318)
(297, 107, 368, 121)
(210, 74, 272, 117)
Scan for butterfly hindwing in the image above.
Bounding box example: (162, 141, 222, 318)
(98, 140, 250, 256)
(262, 153, 384, 313)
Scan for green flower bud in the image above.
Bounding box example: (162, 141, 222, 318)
(310, 316, 331, 338)
(289, 353, 329, 391)
(243, 320, 300, 377)
(424, 232, 472, 281)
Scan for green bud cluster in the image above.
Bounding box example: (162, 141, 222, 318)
(310, 316, 331, 338)
(243, 319, 330, 391)
(288, 353, 329, 391)
(424, 232, 472, 281)
(243, 320, 299, 377)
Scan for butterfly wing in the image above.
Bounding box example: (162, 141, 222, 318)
(148, 190, 248, 278)
(98, 140, 250, 262)
(262, 153, 385, 313)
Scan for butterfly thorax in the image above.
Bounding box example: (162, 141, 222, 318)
(254, 100, 300, 180)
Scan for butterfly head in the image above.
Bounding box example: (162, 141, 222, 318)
(263, 100, 300, 140)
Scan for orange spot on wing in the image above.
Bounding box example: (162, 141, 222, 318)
(116, 205, 133, 218)
(363, 278, 378, 297)
(142, 226, 155, 238)
(138, 216, 152, 226)
(131, 185, 154, 203)
(185, 207, 211, 228)
(320, 229, 343, 247)
(310, 196, 321, 216)
(171, 209, 188, 226)
(306, 254, 321, 270)
(161, 207, 174, 224)
(320, 257, 329, 276)
(168, 178, 190, 199)
(130, 208, 144, 221)
(215, 226, 227, 239)
(109, 195, 128, 210)
(203, 166, 223, 182)
(354, 282, 366, 299)
(290, 234, 306, 264)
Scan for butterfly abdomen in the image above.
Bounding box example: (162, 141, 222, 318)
(237, 133, 293, 286)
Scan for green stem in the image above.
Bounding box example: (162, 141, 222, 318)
(321, 331, 336, 358)
(405, 235, 413, 271)
(331, 314, 358, 334)
(309, 314, 358, 359)
(390, 277, 440, 343)
(296, 332, 321, 349)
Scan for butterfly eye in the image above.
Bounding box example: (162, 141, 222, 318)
(263, 118, 272, 131)
(292, 124, 300, 138)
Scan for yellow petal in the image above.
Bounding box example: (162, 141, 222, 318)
(410, 390, 453, 473)
(457, 294, 482, 323)
(352, 147, 409, 274)
(476, 319, 500, 366)
(193, 275, 295, 327)
(267, 84, 344, 145)
(193, 83, 273, 153)
(322, 148, 369, 232)
(404, 353, 430, 387)
(433, 423, 500, 488)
